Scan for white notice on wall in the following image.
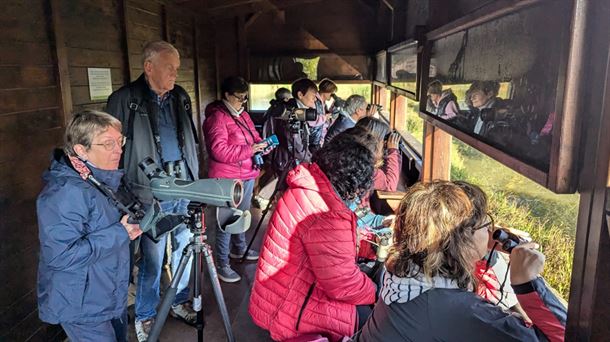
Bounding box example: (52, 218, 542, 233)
(87, 68, 113, 101)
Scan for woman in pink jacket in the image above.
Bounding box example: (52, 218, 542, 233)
(202, 76, 268, 283)
(249, 133, 378, 341)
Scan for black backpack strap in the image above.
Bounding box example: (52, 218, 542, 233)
(174, 87, 199, 145)
(127, 86, 143, 141)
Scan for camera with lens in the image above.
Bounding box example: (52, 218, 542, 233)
(374, 228, 392, 262)
(492, 227, 531, 253)
(252, 134, 279, 170)
(267, 101, 318, 123)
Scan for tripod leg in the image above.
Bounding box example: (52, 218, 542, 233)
(203, 246, 235, 342)
(193, 243, 205, 341)
(147, 243, 194, 342)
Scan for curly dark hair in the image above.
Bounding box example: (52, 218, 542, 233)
(313, 132, 374, 202)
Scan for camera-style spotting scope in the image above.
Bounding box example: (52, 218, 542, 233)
(139, 157, 243, 208)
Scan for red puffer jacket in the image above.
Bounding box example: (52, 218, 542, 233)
(249, 163, 377, 342)
(202, 100, 261, 180)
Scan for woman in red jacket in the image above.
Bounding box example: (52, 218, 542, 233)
(249, 133, 378, 342)
(202, 76, 268, 283)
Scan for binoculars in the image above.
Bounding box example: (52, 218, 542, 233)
(492, 228, 531, 253)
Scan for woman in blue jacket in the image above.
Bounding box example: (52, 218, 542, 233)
(37, 110, 141, 342)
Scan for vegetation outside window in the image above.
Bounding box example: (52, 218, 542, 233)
(450, 139, 577, 300)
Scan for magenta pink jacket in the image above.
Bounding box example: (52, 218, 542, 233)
(202, 100, 262, 180)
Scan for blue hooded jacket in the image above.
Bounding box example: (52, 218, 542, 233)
(37, 152, 130, 324)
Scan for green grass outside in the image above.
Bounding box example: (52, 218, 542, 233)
(451, 140, 577, 299)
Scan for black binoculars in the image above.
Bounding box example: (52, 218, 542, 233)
(492, 228, 528, 253)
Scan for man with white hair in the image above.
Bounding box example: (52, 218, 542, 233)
(106, 40, 199, 341)
(324, 94, 375, 144)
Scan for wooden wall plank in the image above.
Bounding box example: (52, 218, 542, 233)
(0, 88, 59, 115)
(0, 2, 50, 44)
(0, 66, 56, 89)
(0, 42, 54, 66)
(127, 6, 161, 29)
(67, 48, 124, 68)
(71, 84, 121, 107)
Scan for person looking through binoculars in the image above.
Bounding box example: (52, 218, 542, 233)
(357, 181, 566, 341)
(105, 40, 199, 341)
(203, 76, 267, 283)
(37, 111, 142, 342)
(340, 118, 402, 262)
(308, 78, 338, 153)
(325, 94, 377, 144)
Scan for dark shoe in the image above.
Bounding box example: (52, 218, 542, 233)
(170, 302, 197, 326)
(217, 265, 241, 282)
(229, 249, 259, 261)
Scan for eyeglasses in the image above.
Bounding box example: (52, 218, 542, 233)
(231, 93, 248, 102)
(473, 213, 495, 233)
(91, 136, 126, 151)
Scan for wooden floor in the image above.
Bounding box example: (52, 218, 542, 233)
(126, 204, 273, 342)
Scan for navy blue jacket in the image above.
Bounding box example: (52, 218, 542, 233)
(357, 277, 566, 341)
(37, 152, 130, 324)
(324, 113, 356, 144)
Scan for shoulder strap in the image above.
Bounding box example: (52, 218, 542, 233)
(127, 86, 142, 140)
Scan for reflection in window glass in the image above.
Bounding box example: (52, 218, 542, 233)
(395, 95, 423, 144)
(451, 139, 577, 299)
(389, 42, 418, 94)
(427, 1, 571, 171)
(375, 51, 387, 83)
(295, 57, 320, 80)
(249, 84, 291, 111)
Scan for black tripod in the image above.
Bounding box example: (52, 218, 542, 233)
(241, 120, 306, 263)
(148, 204, 234, 342)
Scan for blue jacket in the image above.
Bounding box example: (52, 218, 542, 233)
(37, 152, 130, 324)
(324, 113, 356, 144)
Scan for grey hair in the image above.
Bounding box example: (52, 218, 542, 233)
(344, 95, 367, 115)
(64, 110, 122, 156)
(141, 40, 180, 66)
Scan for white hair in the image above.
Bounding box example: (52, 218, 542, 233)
(344, 95, 367, 115)
(141, 40, 179, 66)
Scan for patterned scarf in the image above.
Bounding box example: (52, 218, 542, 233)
(68, 155, 91, 180)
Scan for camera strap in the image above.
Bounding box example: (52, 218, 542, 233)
(66, 154, 141, 219)
(228, 111, 256, 145)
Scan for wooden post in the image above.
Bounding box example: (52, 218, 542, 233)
(118, 0, 132, 82)
(161, 4, 170, 42)
(422, 122, 451, 182)
(193, 17, 202, 118)
(393, 94, 406, 130)
(48, 0, 73, 124)
(237, 15, 247, 77)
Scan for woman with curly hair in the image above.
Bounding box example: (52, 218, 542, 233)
(249, 132, 378, 342)
(357, 181, 566, 341)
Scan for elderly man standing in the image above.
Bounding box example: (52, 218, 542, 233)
(325, 94, 375, 144)
(106, 40, 199, 342)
